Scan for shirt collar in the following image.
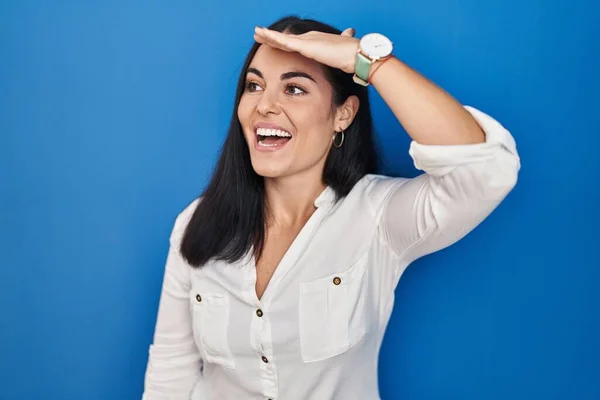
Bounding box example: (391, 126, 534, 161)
(314, 186, 336, 208)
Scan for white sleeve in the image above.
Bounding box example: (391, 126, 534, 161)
(379, 106, 521, 266)
(143, 203, 203, 400)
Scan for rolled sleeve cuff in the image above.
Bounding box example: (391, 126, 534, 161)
(408, 105, 520, 176)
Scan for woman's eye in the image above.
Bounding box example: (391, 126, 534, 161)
(246, 81, 263, 92)
(286, 85, 306, 96)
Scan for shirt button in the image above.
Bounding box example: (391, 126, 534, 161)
(333, 277, 342, 285)
(195, 294, 202, 302)
(261, 356, 269, 363)
(256, 309, 263, 317)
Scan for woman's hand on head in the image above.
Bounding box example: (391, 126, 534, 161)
(253, 26, 359, 74)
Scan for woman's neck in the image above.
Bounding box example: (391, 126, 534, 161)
(263, 173, 326, 228)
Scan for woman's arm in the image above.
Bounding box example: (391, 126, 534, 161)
(143, 203, 203, 400)
(370, 56, 485, 145)
(377, 106, 520, 266)
(343, 33, 520, 266)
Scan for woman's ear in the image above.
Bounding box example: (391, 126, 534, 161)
(335, 95, 360, 131)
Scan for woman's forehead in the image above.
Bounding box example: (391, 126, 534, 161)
(248, 45, 325, 79)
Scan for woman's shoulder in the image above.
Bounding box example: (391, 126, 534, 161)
(341, 174, 412, 217)
(177, 197, 201, 223)
(355, 173, 411, 201)
(169, 197, 201, 243)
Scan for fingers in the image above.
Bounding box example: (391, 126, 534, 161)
(340, 28, 355, 37)
(254, 27, 298, 52)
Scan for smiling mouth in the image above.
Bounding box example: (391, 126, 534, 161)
(256, 128, 292, 147)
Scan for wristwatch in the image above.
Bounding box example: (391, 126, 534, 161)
(353, 33, 394, 86)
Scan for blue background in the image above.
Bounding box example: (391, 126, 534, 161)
(1, 1, 598, 399)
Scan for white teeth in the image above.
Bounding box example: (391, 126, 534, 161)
(256, 128, 292, 138)
(258, 141, 279, 147)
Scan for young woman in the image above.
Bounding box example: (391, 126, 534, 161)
(143, 15, 520, 400)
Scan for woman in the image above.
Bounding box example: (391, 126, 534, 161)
(143, 15, 520, 400)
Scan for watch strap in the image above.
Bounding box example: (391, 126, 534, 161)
(353, 52, 371, 86)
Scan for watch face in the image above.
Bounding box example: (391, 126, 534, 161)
(360, 33, 393, 59)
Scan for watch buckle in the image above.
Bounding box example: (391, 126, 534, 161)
(352, 74, 369, 86)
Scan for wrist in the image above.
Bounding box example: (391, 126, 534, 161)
(352, 33, 394, 86)
(347, 41, 360, 74)
(367, 55, 395, 83)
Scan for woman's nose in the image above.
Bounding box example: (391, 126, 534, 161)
(256, 89, 281, 115)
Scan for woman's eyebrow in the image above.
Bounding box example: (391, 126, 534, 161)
(246, 68, 317, 83)
(246, 67, 263, 78)
(280, 71, 317, 83)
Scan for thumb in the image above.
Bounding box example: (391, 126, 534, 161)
(340, 27, 355, 37)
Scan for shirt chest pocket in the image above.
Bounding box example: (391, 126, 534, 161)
(189, 291, 236, 369)
(298, 255, 371, 363)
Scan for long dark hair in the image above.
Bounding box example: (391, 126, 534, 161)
(180, 15, 378, 267)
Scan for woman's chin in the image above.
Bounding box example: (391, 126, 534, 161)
(251, 162, 289, 178)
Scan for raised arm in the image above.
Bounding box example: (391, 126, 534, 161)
(378, 106, 520, 264)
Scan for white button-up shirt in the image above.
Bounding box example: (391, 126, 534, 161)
(143, 106, 520, 400)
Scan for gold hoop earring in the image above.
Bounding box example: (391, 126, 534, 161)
(333, 129, 345, 148)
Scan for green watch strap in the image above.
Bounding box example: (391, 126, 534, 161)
(353, 52, 372, 86)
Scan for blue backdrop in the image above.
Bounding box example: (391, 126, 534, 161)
(1, 1, 598, 399)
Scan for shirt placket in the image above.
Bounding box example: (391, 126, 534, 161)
(243, 192, 334, 400)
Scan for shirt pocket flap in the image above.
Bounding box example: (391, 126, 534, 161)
(300, 254, 368, 294)
(190, 291, 230, 307)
